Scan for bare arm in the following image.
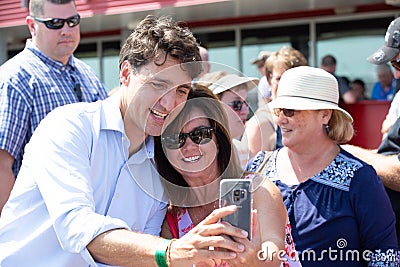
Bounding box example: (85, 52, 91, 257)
(88, 206, 247, 267)
(0, 149, 15, 215)
(253, 174, 286, 265)
(342, 144, 400, 191)
(87, 229, 163, 267)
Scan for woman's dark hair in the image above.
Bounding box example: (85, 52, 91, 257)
(154, 84, 242, 205)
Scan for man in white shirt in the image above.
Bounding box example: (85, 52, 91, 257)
(0, 14, 248, 267)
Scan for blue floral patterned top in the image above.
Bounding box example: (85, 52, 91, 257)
(248, 148, 398, 267)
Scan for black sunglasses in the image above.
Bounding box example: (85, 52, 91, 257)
(391, 58, 400, 71)
(33, 14, 80, 30)
(228, 100, 248, 112)
(273, 108, 296, 117)
(162, 126, 215, 150)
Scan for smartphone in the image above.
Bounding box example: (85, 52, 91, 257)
(219, 179, 252, 239)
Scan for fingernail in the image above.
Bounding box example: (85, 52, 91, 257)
(238, 244, 245, 250)
(241, 230, 248, 236)
(230, 252, 236, 257)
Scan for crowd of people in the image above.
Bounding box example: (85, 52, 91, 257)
(0, 0, 399, 266)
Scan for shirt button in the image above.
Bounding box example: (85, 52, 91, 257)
(115, 193, 120, 198)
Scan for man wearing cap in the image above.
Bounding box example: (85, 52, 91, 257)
(368, 18, 400, 137)
(344, 16, 400, 246)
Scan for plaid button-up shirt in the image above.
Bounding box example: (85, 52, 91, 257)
(0, 39, 108, 176)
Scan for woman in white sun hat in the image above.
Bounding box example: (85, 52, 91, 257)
(247, 66, 397, 267)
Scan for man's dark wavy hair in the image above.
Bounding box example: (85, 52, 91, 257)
(119, 15, 202, 79)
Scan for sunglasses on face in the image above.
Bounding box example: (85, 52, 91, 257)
(273, 108, 296, 117)
(391, 58, 400, 71)
(33, 14, 80, 30)
(162, 126, 215, 150)
(228, 100, 248, 112)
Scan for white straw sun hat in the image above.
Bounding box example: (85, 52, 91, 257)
(268, 66, 353, 122)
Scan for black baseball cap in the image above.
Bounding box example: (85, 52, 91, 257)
(367, 17, 400, 65)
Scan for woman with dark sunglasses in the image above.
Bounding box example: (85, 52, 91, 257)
(155, 84, 302, 267)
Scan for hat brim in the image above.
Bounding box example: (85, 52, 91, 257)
(367, 45, 399, 65)
(251, 59, 262, 65)
(210, 77, 259, 95)
(268, 96, 353, 122)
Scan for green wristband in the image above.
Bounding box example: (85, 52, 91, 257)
(155, 239, 170, 267)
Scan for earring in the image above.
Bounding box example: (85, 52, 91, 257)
(324, 124, 330, 135)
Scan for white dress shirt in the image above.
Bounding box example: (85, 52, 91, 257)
(0, 94, 167, 267)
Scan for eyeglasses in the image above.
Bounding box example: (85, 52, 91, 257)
(162, 126, 215, 149)
(228, 100, 248, 112)
(391, 58, 400, 71)
(32, 14, 80, 30)
(273, 108, 296, 117)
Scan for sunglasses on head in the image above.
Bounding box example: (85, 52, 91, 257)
(273, 108, 296, 117)
(162, 126, 215, 150)
(33, 14, 80, 30)
(391, 58, 400, 71)
(228, 100, 248, 112)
